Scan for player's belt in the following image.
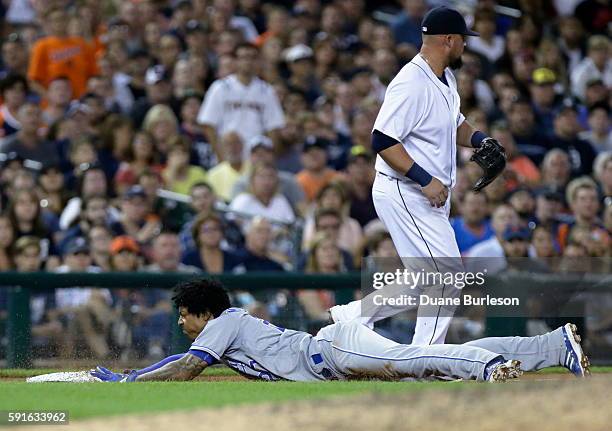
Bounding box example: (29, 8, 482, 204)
(377, 171, 411, 184)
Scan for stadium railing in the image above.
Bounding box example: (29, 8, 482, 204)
(1, 271, 610, 367)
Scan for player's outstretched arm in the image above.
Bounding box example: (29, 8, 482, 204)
(91, 352, 209, 382)
(135, 353, 209, 382)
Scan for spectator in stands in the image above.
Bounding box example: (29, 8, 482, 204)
(7, 188, 59, 268)
(142, 103, 181, 156)
(207, 131, 248, 202)
(299, 231, 346, 321)
(508, 188, 537, 226)
(529, 68, 561, 135)
(501, 226, 531, 259)
(571, 35, 612, 102)
(530, 226, 558, 258)
(466, 204, 520, 258)
(42, 77, 73, 126)
(59, 195, 110, 254)
(557, 16, 585, 76)
(533, 188, 566, 235)
(130, 65, 179, 129)
(507, 98, 550, 166)
(296, 136, 340, 202)
(451, 190, 494, 255)
(0, 74, 27, 138)
(539, 149, 572, 193)
(557, 176, 609, 250)
(343, 146, 377, 226)
(37, 164, 69, 217)
(302, 183, 363, 255)
(391, 0, 426, 50)
(182, 212, 240, 273)
(54, 236, 112, 359)
(0, 213, 15, 270)
(594, 153, 612, 203)
(161, 137, 207, 195)
(491, 121, 540, 187)
(27, 7, 97, 99)
(114, 131, 162, 196)
(285, 44, 320, 106)
(145, 231, 199, 274)
(0, 34, 29, 79)
(179, 91, 217, 170)
(233, 216, 284, 272)
(230, 161, 295, 225)
(197, 43, 285, 160)
(110, 185, 161, 246)
(65, 137, 100, 190)
(87, 225, 112, 272)
(109, 235, 142, 272)
(299, 208, 355, 271)
(59, 165, 110, 231)
(467, 7, 505, 63)
(0, 102, 61, 168)
(550, 101, 597, 176)
(232, 135, 306, 213)
(579, 104, 611, 152)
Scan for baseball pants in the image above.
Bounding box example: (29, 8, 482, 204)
(331, 172, 463, 345)
(316, 321, 566, 381)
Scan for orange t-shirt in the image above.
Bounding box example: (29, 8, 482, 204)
(296, 169, 340, 202)
(28, 36, 98, 98)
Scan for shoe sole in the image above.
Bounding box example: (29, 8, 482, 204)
(490, 359, 523, 382)
(564, 323, 591, 378)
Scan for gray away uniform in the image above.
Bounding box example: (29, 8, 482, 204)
(189, 308, 568, 382)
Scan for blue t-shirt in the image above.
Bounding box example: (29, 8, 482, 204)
(451, 217, 495, 254)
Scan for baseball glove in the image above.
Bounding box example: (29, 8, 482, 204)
(470, 137, 507, 192)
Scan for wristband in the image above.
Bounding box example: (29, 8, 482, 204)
(471, 131, 487, 148)
(405, 162, 433, 187)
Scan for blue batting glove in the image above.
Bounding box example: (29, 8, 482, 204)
(90, 366, 138, 382)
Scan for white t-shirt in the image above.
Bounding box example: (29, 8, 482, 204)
(197, 74, 285, 158)
(229, 192, 295, 225)
(373, 54, 464, 188)
(467, 36, 505, 63)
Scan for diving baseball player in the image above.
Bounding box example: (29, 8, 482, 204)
(91, 279, 589, 383)
(329, 6, 506, 345)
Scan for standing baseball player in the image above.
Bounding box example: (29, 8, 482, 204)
(90, 279, 589, 383)
(329, 6, 507, 345)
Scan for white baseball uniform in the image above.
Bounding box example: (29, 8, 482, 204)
(197, 74, 285, 160)
(331, 54, 466, 345)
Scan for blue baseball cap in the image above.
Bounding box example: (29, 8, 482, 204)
(421, 6, 480, 37)
(503, 227, 531, 242)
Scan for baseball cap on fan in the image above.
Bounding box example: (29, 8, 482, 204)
(421, 6, 480, 36)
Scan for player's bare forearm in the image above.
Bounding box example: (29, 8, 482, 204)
(135, 353, 208, 382)
(378, 144, 416, 173)
(457, 120, 476, 148)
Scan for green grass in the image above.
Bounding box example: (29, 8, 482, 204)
(1, 366, 610, 421)
(0, 379, 455, 420)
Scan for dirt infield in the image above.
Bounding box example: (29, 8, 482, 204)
(11, 375, 612, 431)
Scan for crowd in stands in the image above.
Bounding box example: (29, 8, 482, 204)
(0, 0, 610, 359)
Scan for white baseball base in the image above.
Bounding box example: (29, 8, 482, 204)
(26, 371, 101, 383)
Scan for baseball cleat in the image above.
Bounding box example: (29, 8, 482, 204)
(562, 323, 591, 378)
(487, 360, 522, 382)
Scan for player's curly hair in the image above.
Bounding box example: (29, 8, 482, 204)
(171, 278, 231, 318)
